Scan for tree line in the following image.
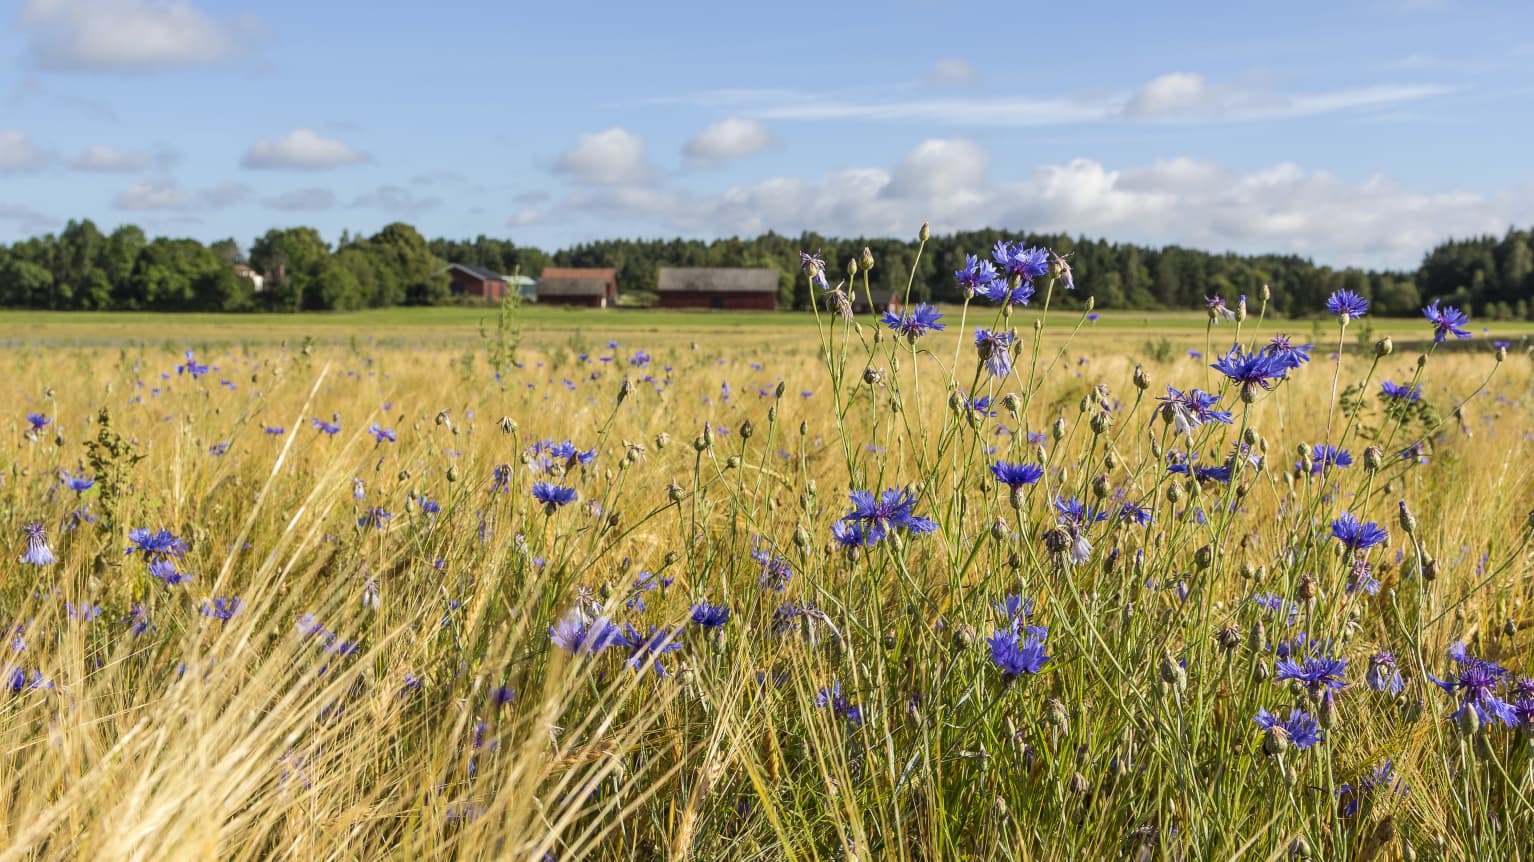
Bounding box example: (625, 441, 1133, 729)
(2, 219, 1531, 317)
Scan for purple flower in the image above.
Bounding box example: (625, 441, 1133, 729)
(1365, 651, 1405, 695)
(26, 412, 50, 431)
(1302, 444, 1353, 475)
(1331, 513, 1388, 552)
(368, 424, 397, 443)
(838, 488, 937, 545)
(61, 471, 94, 493)
(990, 461, 1044, 489)
(1379, 381, 1421, 402)
(1423, 301, 1471, 342)
(954, 255, 997, 292)
(881, 303, 945, 339)
(800, 250, 828, 291)
(991, 242, 1050, 287)
(532, 482, 578, 510)
(549, 610, 627, 655)
(1205, 295, 1236, 323)
(1266, 335, 1313, 368)
(1431, 643, 1517, 727)
(126, 527, 188, 560)
(1326, 289, 1369, 319)
(1338, 761, 1405, 818)
(978, 279, 1036, 306)
(1211, 344, 1290, 397)
(689, 602, 730, 628)
(358, 507, 391, 529)
(1276, 652, 1348, 694)
(176, 350, 209, 378)
(20, 523, 55, 567)
(987, 628, 1050, 678)
(1158, 387, 1232, 434)
(312, 417, 341, 435)
(1254, 707, 1323, 750)
(148, 559, 191, 586)
(623, 625, 683, 678)
(198, 597, 244, 620)
(815, 680, 864, 725)
(974, 329, 1013, 379)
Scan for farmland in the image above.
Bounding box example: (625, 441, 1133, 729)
(3, 285, 1534, 859)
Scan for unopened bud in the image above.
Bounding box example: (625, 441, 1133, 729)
(1496, 344, 1507, 363)
(1001, 393, 1021, 416)
(1051, 417, 1067, 441)
(740, 419, 754, 439)
(861, 246, 875, 271)
(1132, 365, 1149, 391)
(1363, 446, 1383, 471)
(1423, 557, 1439, 581)
(918, 222, 930, 242)
(725, 455, 741, 469)
(667, 482, 684, 503)
(793, 525, 811, 548)
(1375, 336, 1393, 357)
(1298, 574, 1317, 601)
(1260, 284, 1271, 303)
(1194, 544, 1214, 570)
(1091, 475, 1111, 499)
(1090, 411, 1112, 435)
(1398, 501, 1417, 536)
(846, 258, 858, 277)
(446, 465, 460, 483)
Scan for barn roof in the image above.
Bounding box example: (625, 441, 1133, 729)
(656, 267, 778, 294)
(538, 267, 617, 296)
(447, 263, 505, 282)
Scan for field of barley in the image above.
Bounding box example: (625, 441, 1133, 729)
(5, 254, 1534, 860)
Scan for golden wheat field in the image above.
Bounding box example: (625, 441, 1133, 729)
(4, 298, 1534, 861)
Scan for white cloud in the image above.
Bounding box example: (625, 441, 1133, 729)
(507, 208, 544, 227)
(261, 188, 336, 211)
(554, 127, 651, 185)
(241, 129, 368, 170)
(0, 130, 48, 171)
(70, 144, 150, 172)
(541, 139, 1533, 269)
(113, 178, 188, 210)
(17, 0, 259, 71)
(928, 58, 977, 85)
(683, 118, 776, 168)
(197, 181, 250, 208)
(692, 72, 1449, 127)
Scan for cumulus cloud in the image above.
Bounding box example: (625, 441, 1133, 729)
(683, 118, 777, 168)
(541, 139, 1532, 269)
(554, 127, 652, 185)
(242, 129, 369, 171)
(113, 178, 188, 210)
(261, 188, 336, 211)
(70, 144, 150, 172)
(928, 58, 977, 85)
(0, 130, 48, 171)
(17, 0, 260, 71)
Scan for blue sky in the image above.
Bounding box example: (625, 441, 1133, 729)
(2, 0, 1532, 267)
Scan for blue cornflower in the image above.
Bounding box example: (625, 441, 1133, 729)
(549, 609, 628, 656)
(126, 527, 188, 560)
(208, 442, 228, 456)
(532, 482, 578, 511)
(1253, 592, 1299, 626)
(1365, 651, 1405, 695)
(630, 350, 651, 367)
(1379, 381, 1421, 402)
(491, 463, 513, 493)
(198, 597, 244, 620)
(176, 350, 209, 378)
(1167, 458, 1232, 483)
(358, 507, 391, 529)
(623, 625, 683, 678)
(752, 543, 793, 592)
(830, 520, 875, 552)
(991, 242, 1050, 286)
(1211, 345, 1290, 398)
(1205, 295, 1236, 323)
(66, 602, 102, 622)
(148, 559, 191, 586)
(1119, 502, 1153, 526)
(1331, 513, 1388, 553)
(964, 393, 996, 418)
(1431, 643, 1517, 727)
(881, 303, 945, 339)
(61, 471, 94, 493)
(1277, 652, 1348, 694)
(954, 255, 997, 293)
(264, 426, 286, 435)
(20, 523, 55, 567)
(368, 424, 397, 443)
(1423, 301, 1471, 342)
(1303, 444, 1353, 475)
(978, 278, 1035, 306)
(1338, 761, 1406, 818)
(815, 680, 864, 725)
(689, 602, 731, 628)
(1054, 497, 1108, 527)
(987, 628, 1051, 678)
(6, 667, 53, 694)
(1327, 289, 1369, 320)
(990, 461, 1044, 489)
(974, 328, 1013, 379)
(1266, 335, 1313, 369)
(800, 250, 828, 291)
(312, 417, 341, 435)
(1158, 386, 1232, 435)
(488, 686, 516, 707)
(839, 488, 937, 545)
(26, 412, 50, 431)
(1255, 708, 1323, 750)
(996, 594, 1036, 625)
(1346, 559, 1381, 595)
(126, 604, 154, 636)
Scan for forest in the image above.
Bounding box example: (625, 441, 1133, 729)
(1, 218, 1531, 317)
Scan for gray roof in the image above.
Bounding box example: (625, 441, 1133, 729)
(538, 277, 611, 296)
(656, 267, 778, 294)
(447, 263, 506, 282)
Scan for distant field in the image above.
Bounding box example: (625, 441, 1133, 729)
(5, 304, 1534, 351)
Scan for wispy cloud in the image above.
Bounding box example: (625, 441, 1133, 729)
(669, 73, 1451, 127)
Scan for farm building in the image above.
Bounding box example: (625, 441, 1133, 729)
(656, 267, 778, 310)
(852, 289, 903, 315)
(447, 264, 511, 300)
(510, 274, 538, 301)
(232, 263, 265, 293)
(538, 268, 618, 308)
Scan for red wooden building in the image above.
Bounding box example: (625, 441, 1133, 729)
(656, 267, 778, 310)
(447, 264, 511, 300)
(538, 268, 618, 307)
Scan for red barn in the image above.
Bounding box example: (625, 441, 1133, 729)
(538, 268, 618, 307)
(447, 264, 510, 300)
(656, 267, 778, 310)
